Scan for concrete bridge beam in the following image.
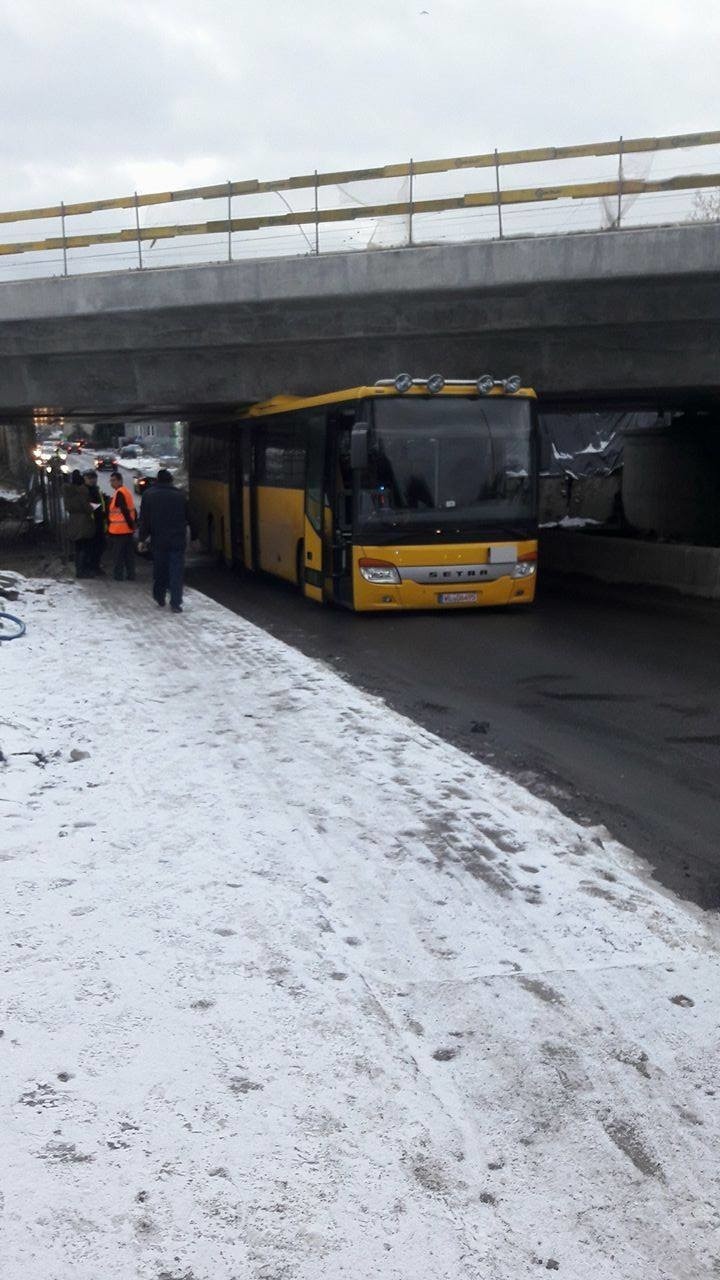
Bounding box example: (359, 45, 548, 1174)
(0, 223, 718, 417)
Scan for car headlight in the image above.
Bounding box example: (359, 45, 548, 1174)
(359, 558, 401, 584)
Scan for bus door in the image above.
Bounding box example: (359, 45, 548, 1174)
(302, 409, 326, 602)
(327, 414, 355, 607)
(228, 432, 246, 566)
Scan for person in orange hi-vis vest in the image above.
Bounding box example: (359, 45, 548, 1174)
(107, 471, 137, 582)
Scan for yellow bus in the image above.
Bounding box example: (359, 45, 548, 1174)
(188, 374, 539, 611)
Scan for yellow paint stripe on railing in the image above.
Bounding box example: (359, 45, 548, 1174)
(1, 170, 719, 259)
(1, 129, 720, 228)
(413, 129, 720, 176)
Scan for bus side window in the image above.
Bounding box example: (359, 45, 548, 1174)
(256, 417, 306, 489)
(189, 430, 229, 481)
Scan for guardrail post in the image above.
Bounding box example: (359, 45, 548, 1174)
(408, 158, 414, 246)
(494, 149, 504, 239)
(57, 468, 69, 559)
(134, 192, 143, 269)
(314, 170, 320, 254)
(617, 135, 624, 229)
(227, 180, 233, 261)
(43, 462, 68, 556)
(60, 202, 68, 277)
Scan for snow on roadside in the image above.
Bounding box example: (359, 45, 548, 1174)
(1, 574, 719, 1280)
(120, 456, 164, 476)
(540, 516, 601, 530)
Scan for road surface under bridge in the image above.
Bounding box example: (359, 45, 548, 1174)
(187, 562, 720, 913)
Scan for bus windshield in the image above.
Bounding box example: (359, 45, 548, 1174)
(357, 396, 536, 541)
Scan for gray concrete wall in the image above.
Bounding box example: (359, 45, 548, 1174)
(541, 530, 720, 599)
(623, 423, 720, 544)
(539, 475, 622, 526)
(3, 221, 720, 321)
(0, 422, 33, 491)
(0, 222, 720, 418)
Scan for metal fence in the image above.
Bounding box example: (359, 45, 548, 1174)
(36, 463, 69, 556)
(0, 462, 68, 553)
(2, 129, 720, 281)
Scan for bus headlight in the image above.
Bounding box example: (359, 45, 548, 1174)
(504, 375, 522, 393)
(393, 373, 413, 393)
(477, 374, 495, 394)
(427, 373, 445, 394)
(512, 561, 537, 578)
(359, 557, 402, 584)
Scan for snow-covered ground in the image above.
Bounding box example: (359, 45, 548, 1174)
(1, 570, 719, 1280)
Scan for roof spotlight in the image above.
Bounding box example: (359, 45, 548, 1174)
(477, 374, 495, 395)
(426, 373, 445, 395)
(394, 372, 413, 393)
(504, 374, 522, 394)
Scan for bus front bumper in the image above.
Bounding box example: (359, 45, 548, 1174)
(352, 542, 538, 611)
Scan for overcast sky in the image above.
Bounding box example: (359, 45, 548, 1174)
(2, 0, 719, 213)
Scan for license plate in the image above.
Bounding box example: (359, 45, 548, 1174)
(438, 591, 478, 604)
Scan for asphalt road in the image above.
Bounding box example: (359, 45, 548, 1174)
(187, 562, 720, 911)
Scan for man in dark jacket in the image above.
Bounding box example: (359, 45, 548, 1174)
(138, 470, 195, 612)
(83, 470, 107, 576)
(64, 471, 95, 578)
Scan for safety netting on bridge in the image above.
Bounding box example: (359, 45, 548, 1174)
(2, 131, 720, 280)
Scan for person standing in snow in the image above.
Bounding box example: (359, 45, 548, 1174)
(83, 470, 107, 576)
(138, 469, 196, 612)
(107, 471, 138, 582)
(63, 471, 95, 578)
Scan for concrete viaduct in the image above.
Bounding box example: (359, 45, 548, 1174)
(0, 221, 720, 422)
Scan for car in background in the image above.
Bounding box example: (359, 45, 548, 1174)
(95, 453, 119, 471)
(134, 474, 153, 495)
(37, 443, 66, 465)
(66, 442, 83, 455)
(119, 445, 143, 459)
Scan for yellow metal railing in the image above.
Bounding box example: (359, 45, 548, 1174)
(2, 129, 720, 270)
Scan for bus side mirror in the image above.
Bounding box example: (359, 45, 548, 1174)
(350, 422, 369, 470)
